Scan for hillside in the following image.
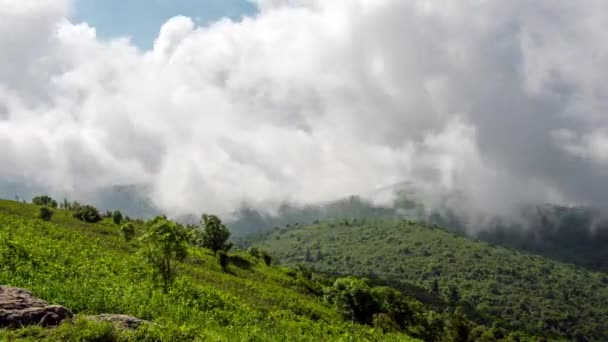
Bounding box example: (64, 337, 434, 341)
(0, 199, 418, 341)
(245, 219, 608, 340)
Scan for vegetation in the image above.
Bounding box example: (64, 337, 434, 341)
(139, 216, 189, 292)
(195, 214, 232, 253)
(32, 195, 58, 208)
(113, 210, 124, 225)
(73, 205, 102, 223)
(246, 219, 608, 340)
(0, 199, 422, 341)
(38, 206, 54, 221)
(3, 194, 605, 340)
(120, 223, 135, 242)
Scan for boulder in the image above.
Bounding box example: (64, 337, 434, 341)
(0, 286, 73, 327)
(88, 314, 147, 329)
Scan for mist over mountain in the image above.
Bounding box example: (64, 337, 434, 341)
(2, 0, 608, 221)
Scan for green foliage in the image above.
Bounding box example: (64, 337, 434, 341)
(249, 247, 261, 258)
(196, 214, 232, 253)
(0, 199, 419, 341)
(248, 219, 608, 340)
(32, 195, 57, 208)
(261, 250, 273, 266)
(139, 217, 189, 292)
(325, 277, 378, 324)
(120, 222, 135, 242)
(73, 205, 102, 223)
(112, 210, 123, 225)
(373, 313, 400, 333)
(217, 250, 229, 272)
(38, 206, 54, 221)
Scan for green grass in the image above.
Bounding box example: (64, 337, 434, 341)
(0, 200, 417, 341)
(247, 219, 608, 341)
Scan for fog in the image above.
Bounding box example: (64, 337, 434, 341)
(1, 0, 608, 223)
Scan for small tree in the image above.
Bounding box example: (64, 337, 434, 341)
(73, 205, 102, 223)
(197, 214, 232, 253)
(38, 206, 54, 221)
(139, 217, 189, 292)
(120, 223, 135, 242)
(32, 195, 57, 208)
(112, 210, 123, 225)
(324, 277, 379, 324)
(217, 250, 229, 272)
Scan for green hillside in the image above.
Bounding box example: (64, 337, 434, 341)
(0, 199, 418, 341)
(245, 219, 608, 340)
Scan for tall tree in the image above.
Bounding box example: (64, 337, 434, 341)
(197, 214, 232, 253)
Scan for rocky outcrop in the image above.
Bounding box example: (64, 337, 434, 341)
(0, 286, 73, 327)
(88, 314, 147, 329)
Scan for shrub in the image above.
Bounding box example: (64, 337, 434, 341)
(249, 247, 261, 258)
(38, 206, 54, 221)
(372, 313, 400, 333)
(120, 223, 135, 242)
(112, 210, 123, 225)
(73, 205, 102, 223)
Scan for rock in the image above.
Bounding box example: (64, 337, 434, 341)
(0, 286, 73, 327)
(88, 314, 147, 329)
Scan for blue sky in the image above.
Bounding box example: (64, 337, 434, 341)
(72, 0, 257, 49)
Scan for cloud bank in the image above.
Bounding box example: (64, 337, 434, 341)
(1, 0, 608, 219)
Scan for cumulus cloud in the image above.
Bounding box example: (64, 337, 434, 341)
(1, 0, 608, 219)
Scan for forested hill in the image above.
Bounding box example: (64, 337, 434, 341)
(244, 219, 608, 340)
(229, 196, 608, 273)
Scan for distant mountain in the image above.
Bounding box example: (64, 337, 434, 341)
(0, 180, 160, 219)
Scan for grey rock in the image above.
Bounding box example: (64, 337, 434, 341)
(88, 314, 147, 329)
(0, 286, 73, 327)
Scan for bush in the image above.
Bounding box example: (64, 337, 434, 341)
(38, 206, 54, 221)
(73, 205, 102, 223)
(120, 223, 135, 242)
(112, 210, 123, 225)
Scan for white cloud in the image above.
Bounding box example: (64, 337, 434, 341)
(1, 0, 608, 218)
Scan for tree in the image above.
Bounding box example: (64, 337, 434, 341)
(446, 312, 472, 342)
(73, 205, 102, 223)
(197, 214, 232, 253)
(120, 223, 135, 242)
(139, 217, 189, 292)
(448, 285, 460, 304)
(112, 210, 123, 225)
(32, 195, 57, 208)
(372, 286, 416, 329)
(217, 250, 229, 272)
(324, 277, 379, 324)
(38, 206, 54, 221)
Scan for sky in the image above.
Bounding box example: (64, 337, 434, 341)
(1, 0, 608, 224)
(72, 0, 256, 48)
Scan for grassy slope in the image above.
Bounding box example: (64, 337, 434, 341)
(248, 219, 608, 340)
(0, 200, 416, 341)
